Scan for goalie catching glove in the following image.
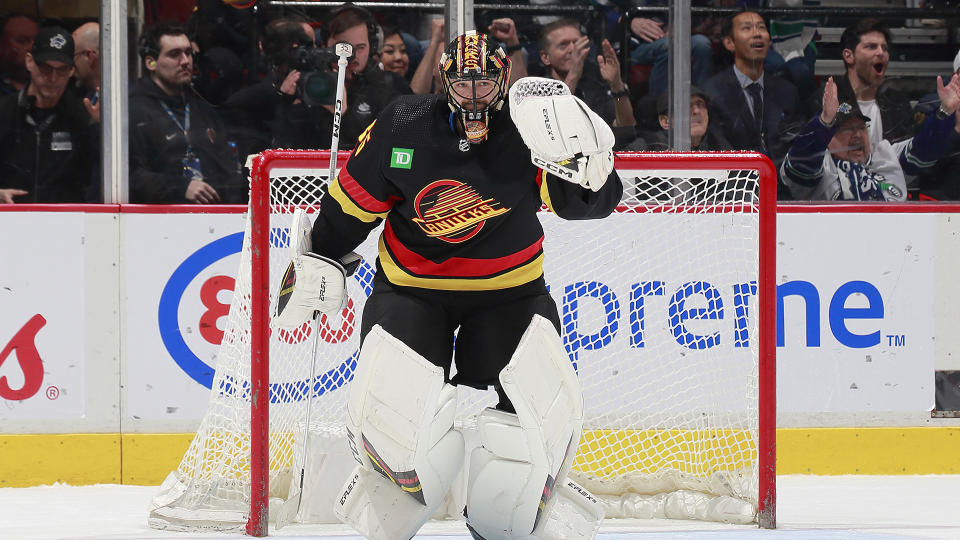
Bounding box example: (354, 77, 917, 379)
(509, 77, 615, 191)
(274, 209, 362, 328)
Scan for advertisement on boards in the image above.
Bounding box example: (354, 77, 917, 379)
(0, 213, 85, 418)
(777, 213, 935, 413)
(122, 213, 248, 424)
(0, 209, 941, 428)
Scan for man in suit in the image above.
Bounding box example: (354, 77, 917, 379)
(703, 9, 803, 194)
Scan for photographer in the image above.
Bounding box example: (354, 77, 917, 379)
(220, 17, 317, 158)
(272, 4, 410, 150)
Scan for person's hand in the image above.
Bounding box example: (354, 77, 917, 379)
(488, 18, 519, 47)
(559, 35, 591, 83)
(936, 73, 960, 115)
(820, 76, 838, 125)
(84, 87, 100, 123)
(185, 178, 221, 204)
(429, 17, 445, 45)
(279, 70, 301, 96)
(597, 39, 624, 91)
(0, 189, 28, 203)
(630, 18, 666, 43)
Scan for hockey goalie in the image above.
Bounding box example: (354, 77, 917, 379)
(275, 30, 622, 539)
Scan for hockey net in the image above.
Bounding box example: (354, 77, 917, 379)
(149, 149, 777, 534)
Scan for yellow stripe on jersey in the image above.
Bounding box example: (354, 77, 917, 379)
(377, 235, 545, 290)
(539, 174, 556, 213)
(328, 178, 390, 223)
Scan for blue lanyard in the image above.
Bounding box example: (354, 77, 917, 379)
(161, 101, 192, 153)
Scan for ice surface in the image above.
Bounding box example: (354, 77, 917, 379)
(1, 476, 959, 539)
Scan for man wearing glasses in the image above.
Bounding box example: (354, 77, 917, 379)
(0, 26, 96, 203)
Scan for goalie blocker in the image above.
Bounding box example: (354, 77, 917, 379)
(274, 209, 361, 328)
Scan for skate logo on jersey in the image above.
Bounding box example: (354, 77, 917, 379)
(412, 179, 509, 243)
(354, 120, 376, 155)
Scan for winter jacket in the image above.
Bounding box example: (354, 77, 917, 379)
(0, 88, 96, 203)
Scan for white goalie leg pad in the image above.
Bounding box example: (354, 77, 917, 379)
(465, 315, 604, 540)
(334, 325, 464, 540)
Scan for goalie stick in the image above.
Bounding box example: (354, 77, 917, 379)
(276, 42, 354, 530)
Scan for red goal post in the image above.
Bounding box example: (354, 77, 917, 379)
(164, 150, 777, 536)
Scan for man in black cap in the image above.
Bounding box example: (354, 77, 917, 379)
(782, 75, 960, 201)
(0, 26, 97, 203)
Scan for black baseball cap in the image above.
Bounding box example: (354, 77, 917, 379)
(657, 86, 710, 115)
(833, 100, 871, 126)
(31, 26, 74, 66)
(832, 81, 871, 125)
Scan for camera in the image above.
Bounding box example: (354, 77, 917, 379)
(288, 46, 341, 107)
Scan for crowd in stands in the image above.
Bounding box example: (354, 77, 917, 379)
(1, 2, 959, 205)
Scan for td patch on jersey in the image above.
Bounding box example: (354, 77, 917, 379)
(390, 148, 413, 169)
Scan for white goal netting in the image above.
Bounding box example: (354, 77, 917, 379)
(149, 150, 775, 532)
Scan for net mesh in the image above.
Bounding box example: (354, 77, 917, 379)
(149, 151, 768, 530)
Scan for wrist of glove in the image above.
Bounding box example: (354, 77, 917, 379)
(509, 77, 615, 191)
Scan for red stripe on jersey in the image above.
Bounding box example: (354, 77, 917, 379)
(535, 168, 544, 188)
(338, 164, 394, 214)
(383, 220, 543, 277)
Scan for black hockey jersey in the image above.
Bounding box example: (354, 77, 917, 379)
(311, 94, 623, 291)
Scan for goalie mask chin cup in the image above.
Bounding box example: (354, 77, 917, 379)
(439, 30, 511, 144)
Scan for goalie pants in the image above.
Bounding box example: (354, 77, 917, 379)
(359, 273, 561, 408)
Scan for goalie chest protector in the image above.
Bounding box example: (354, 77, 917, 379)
(319, 94, 621, 291)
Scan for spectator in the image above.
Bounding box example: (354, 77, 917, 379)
(71, 21, 100, 120)
(378, 27, 410, 78)
(379, 19, 448, 95)
(626, 86, 732, 151)
(914, 51, 960, 200)
(273, 4, 411, 150)
(487, 17, 528, 86)
(703, 10, 802, 170)
(809, 18, 915, 146)
(129, 21, 245, 204)
(626, 1, 716, 97)
(764, 0, 818, 103)
(781, 75, 960, 201)
(0, 14, 39, 95)
(221, 17, 311, 160)
(0, 26, 96, 203)
(537, 18, 636, 142)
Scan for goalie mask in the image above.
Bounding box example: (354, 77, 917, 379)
(439, 31, 511, 144)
